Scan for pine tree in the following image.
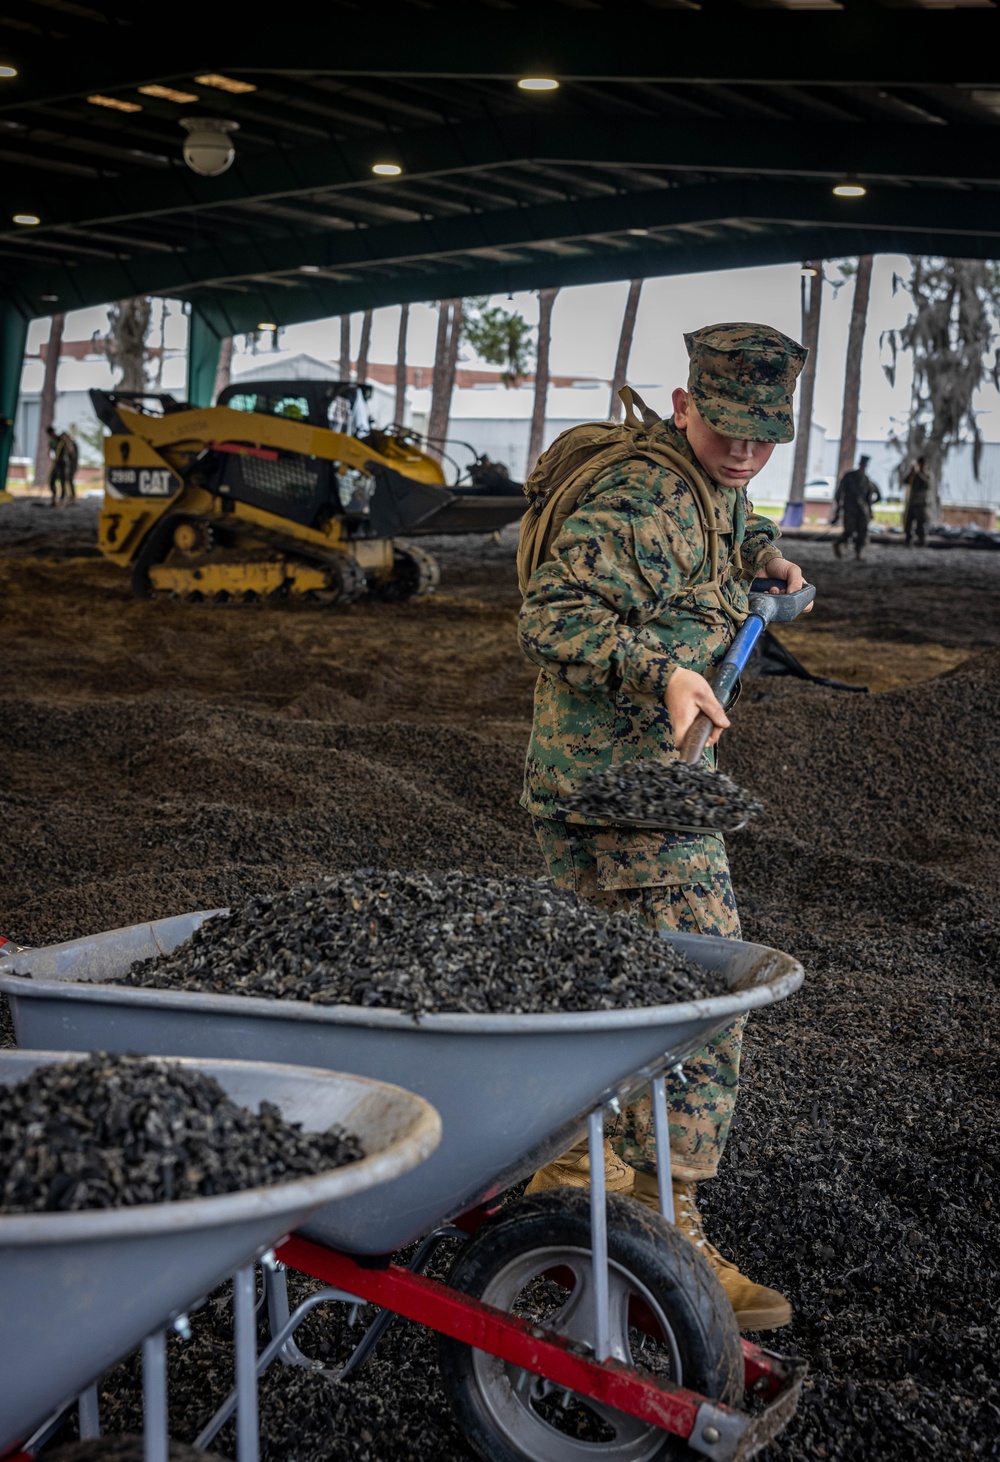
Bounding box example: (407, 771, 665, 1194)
(527, 288, 559, 474)
(837, 255, 873, 483)
(609, 279, 643, 420)
(356, 309, 373, 383)
(33, 312, 64, 488)
(463, 301, 534, 387)
(786, 263, 823, 519)
(427, 299, 463, 461)
(339, 315, 351, 380)
(394, 303, 410, 425)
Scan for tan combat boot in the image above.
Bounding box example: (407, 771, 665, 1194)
(525, 1137, 635, 1197)
(632, 1172, 792, 1332)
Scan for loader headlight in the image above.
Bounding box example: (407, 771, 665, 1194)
(180, 117, 239, 176)
(336, 465, 376, 513)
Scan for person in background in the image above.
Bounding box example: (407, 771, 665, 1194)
(46, 425, 78, 506)
(832, 453, 880, 560)
(903, 455, 932, 548)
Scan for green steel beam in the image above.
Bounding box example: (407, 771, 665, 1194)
(7, 178, 1000, 319)
(175, 222, 1000, 342)
(0, 298, 30, 489)
(5, 114, 1000, 242)
(186, 304, 229, 406)
(0, 8, 995, 114)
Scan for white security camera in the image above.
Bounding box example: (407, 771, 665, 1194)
(180, 117, 239, 177)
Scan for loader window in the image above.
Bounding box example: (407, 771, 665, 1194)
(226, 391, 311, 422)
(274, 396, 308, 420)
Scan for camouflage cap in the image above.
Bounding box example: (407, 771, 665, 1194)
(684, 322, 808, 444)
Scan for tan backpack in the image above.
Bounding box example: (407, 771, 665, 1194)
(516, 386, 746, 623)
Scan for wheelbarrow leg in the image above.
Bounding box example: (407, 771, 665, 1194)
(652, 1074, 675, 1224)
(338, 1225, 467, 1379)
(587, 1107, 611, 1362)
(264, 1261, 321, 1370)
(141, 1332, 168, 1462)
(77, 1384, 100, 1440)
(233, 1264, 260, 1462)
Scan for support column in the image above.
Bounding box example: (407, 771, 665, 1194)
(1, 297, 30, 493)
(186, 305, 226, 407)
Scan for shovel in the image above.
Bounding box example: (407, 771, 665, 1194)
(678, 577, 816, 767)
(564, 578, 816, 834)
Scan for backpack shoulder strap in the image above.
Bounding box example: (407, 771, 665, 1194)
(517, 440, 640, 595)
(519, 386, 748, 623)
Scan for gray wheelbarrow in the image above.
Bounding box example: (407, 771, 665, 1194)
(3, 918, 806, 1462)
(0, 1050, 440, 1462)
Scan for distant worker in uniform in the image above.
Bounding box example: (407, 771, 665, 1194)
(518, 322, 811, 1333)
(46, 425, 78, 506)
(903, 455, 932, 547)
(832, 452, 880, 560)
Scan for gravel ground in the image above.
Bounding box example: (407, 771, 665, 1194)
(1, 515, 998, 1459)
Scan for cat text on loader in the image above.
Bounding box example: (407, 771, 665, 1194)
(91, 380, 523, 604)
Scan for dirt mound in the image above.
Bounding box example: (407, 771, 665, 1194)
(0, 697, 538, 946)
(727, 648, 1000, 899)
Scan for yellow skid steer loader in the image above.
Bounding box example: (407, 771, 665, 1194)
(91, 379, 524, 604)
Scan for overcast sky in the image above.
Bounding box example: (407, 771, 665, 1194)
(29, 254, 1000, 442)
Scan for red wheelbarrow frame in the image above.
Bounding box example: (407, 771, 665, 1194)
(279, 1218, 806, 1462)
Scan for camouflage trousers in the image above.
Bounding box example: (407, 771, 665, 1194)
(533, 817, 744, 1182)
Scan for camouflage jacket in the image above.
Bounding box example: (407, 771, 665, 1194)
(518, 417, 781, 824)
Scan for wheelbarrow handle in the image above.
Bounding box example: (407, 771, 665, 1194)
(678, 579, 816, 765)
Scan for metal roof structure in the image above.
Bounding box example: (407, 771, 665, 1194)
(1, 0, 999, 473)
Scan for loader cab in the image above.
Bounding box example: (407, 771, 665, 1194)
(218, 380, 374, 440)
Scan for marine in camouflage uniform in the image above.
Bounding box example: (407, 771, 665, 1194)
(519, 323, 808, 1330)
(833, 454, 881, 559)
(903, 457, 931, 547)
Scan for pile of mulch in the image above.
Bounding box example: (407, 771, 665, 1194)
(118, 870, 722, 1015)
(717, 833, 1000, 1460)
(0, 1053, 363, 1213)
(723, 649, 1000, 899)
(0, 699, 539, 948)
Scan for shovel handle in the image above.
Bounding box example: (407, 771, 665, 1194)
(680, 711, 716, 766)
(678, 582, 816, 766)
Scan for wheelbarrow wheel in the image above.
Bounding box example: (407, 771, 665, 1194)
(438, 1188, 742, 1462)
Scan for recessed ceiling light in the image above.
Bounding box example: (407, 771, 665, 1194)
(300, 264, 321, 273)
(139, 84, 199, 104)
(372, 162, 402, 176)
(88, 94, 142, 113)
(258, 322, 277, 331)
(0, 66, 16, 79)
(832, 183, 866, 198)
(195, 73, 257, 94)
(627, 228, 650, 237)
(800, 266, 819, 277)
(13, 213, 40, 226)
(518, 77, 559, 91)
